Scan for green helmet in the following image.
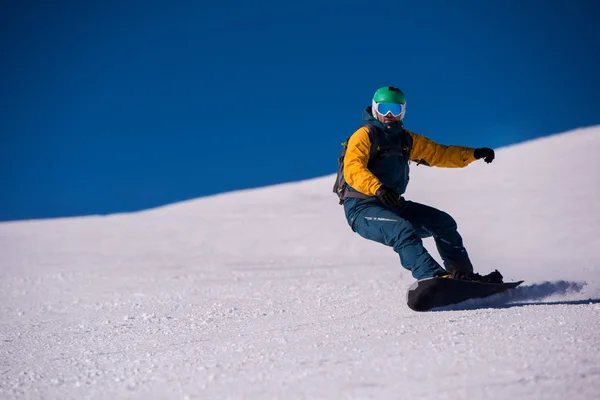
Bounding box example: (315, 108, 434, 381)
(372, 86, 406, 120)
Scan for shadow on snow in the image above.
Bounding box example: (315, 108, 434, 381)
(433, 280, 599, 311)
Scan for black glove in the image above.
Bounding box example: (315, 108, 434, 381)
(474, 147, 495, 163)
(375, 186, 403, 208)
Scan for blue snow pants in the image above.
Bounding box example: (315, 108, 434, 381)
(344, 199, 472, 280)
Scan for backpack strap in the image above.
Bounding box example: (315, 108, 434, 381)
(363, 123, 381, 160)
(370, 124, 412, 161)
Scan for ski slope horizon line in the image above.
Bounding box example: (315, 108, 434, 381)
(3, 124, 597, 224)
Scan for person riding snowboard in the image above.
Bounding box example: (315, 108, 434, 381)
(340, 86, 501, 282)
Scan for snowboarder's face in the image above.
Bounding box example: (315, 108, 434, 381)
(373, 102, 405, 124)
(376, 112, 402, 124)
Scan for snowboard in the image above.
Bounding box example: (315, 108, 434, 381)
(406, 276, 524, 311)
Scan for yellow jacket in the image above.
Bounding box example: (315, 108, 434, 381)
(344, 126, 477, 196)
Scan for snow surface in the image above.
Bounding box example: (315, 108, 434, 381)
(1, 126, 600, 399)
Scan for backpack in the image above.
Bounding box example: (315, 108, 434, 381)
(333, 124, 382, 205)
(333, 123, 414, 205)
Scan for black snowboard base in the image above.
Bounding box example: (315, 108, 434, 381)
(406, 276, 524, 311)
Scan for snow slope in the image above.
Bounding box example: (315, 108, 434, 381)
(1, 126, 600, 399)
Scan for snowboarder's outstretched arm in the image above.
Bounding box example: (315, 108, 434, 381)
(408, 131, 478, 168)
(343, 127, 383, 196)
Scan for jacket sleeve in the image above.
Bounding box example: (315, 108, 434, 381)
(343, 126, 383, 196)
(408, 130, 477, 168)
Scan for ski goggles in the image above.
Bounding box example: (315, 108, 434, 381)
(374, 102, 405, 117)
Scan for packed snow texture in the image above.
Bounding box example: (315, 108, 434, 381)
(1, 126, 600, 399)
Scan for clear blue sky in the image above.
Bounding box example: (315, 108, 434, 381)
(1, 0, 599, 221)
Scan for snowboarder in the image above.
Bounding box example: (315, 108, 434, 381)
(340, 86, 501, 282)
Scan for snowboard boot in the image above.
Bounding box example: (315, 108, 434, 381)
(451, 269, 504, 284)
(446, 259, 474, 274)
